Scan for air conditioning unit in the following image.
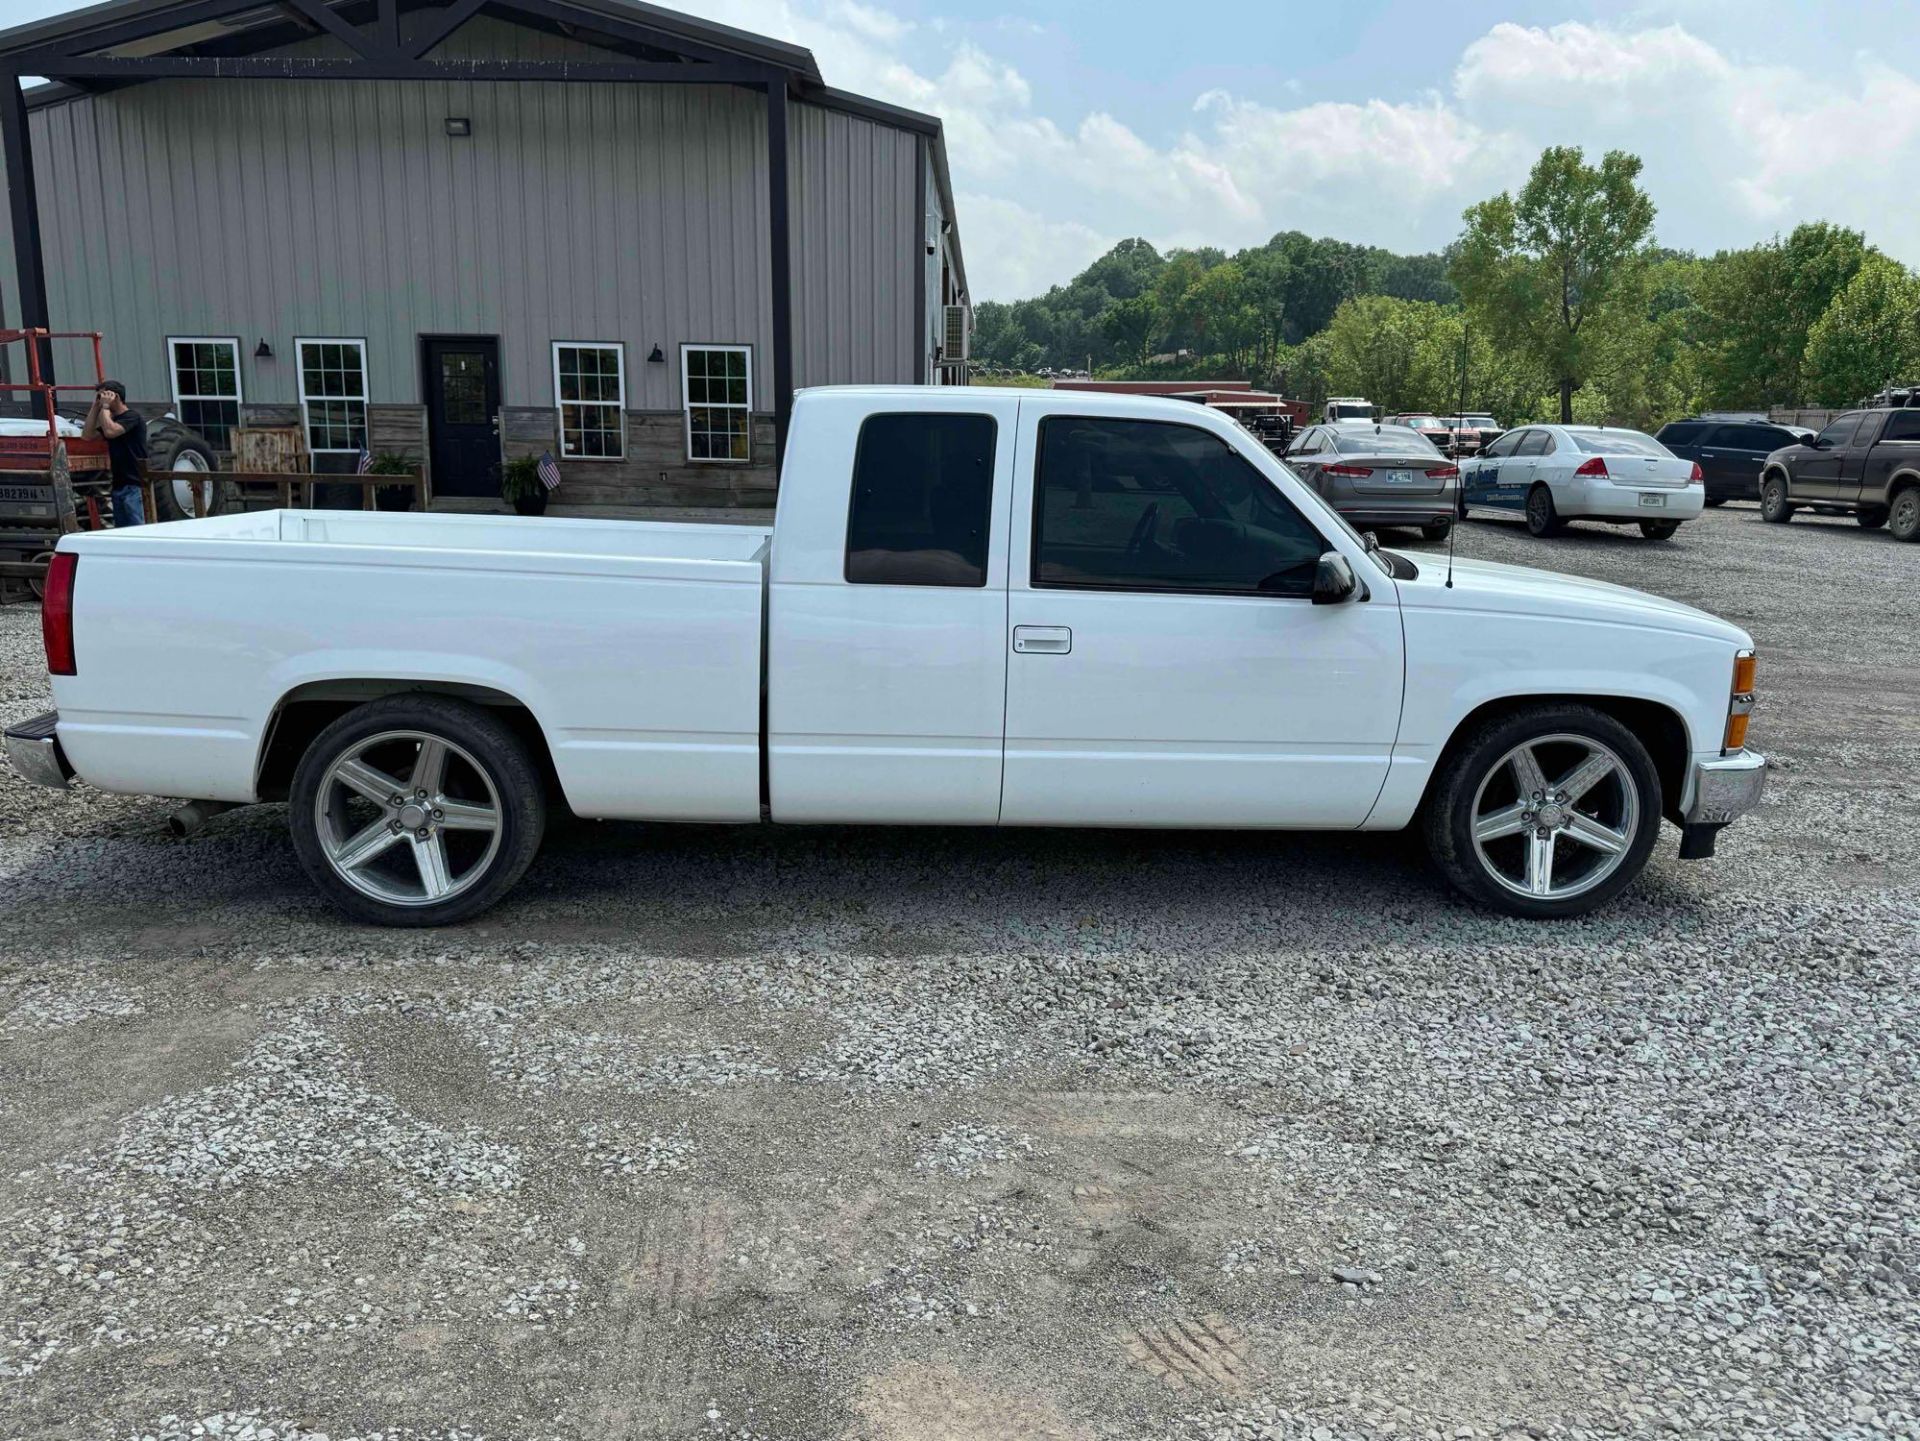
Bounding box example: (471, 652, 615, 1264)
(941, 303, 972, 363)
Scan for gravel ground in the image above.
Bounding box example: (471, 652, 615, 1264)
(0, 502, 1915, 1441)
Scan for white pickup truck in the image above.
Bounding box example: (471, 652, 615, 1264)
(6, 387, 1766, 926)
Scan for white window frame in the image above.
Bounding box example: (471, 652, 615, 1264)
(294, 336, 370, 455)
(551, 340, 627, 462)
(165, 336, 244, 446)
(681, 343, 754, 465)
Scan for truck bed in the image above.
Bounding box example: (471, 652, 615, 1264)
(54, 510, 771, 821)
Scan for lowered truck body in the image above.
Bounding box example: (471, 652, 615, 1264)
(8, 386, 1766, 925)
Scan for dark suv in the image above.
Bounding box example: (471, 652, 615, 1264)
(1655, 418, 1810, 505)
(1759, 407, 1920, 540)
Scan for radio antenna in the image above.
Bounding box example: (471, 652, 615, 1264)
(1445, 497, 1459, 589)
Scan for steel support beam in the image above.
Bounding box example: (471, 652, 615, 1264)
(766, 78, 793, 468)
(405, 0, 491, 58)
(0, 77, 52, 383)
(282, 0, 386, 58)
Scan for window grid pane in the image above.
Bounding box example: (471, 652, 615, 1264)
(554, 345, 624, 458)
(170, 340, 242, 449)
(683, 347, 751, 463)
(297, 341, 368, 451)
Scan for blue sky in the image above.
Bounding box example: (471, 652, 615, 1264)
(8, 0, 1919, 298)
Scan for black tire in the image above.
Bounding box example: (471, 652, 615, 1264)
(1420, 520, 1452, 543)
(1422, 703, 1663, 920)
(1890, 488, 1920, 543)
(1856, 507, 1888, 530)
(1760, 474, 1794, 523)
(288, 695, 546, 926)
(1639, 520, 1680, 540)
(1525, 484, 1563, 537)
(147, 420, 232, 522)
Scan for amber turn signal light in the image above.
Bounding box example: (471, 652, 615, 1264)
(1724, 712, 1750, 751)
(1732, 652, 1756, 695)
(1724, 649, 1756, 752)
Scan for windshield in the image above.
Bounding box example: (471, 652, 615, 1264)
(1333, 428, 1443, 456)
(1453, 414, 1497, 428)
(1329, 404, 1373, 420)
(1567, 428, 1670, 457)
(1398, 416, 1442, 429)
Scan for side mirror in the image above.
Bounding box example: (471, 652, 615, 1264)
(1312, 551, 1360, 605)
(1807, 435, 1828, 450)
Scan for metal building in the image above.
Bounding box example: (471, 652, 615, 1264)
(0, 0, 971, 507)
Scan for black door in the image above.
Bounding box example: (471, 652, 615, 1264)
(423, 337, 501, 499)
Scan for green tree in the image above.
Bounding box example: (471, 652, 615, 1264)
(1802, 255, 1920, 405)
(1100, 295, 1160, 369)
(1694, 223, 1869, 407)
(1452, 146, 1657, 422)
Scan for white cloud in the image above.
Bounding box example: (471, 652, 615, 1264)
(674, 3, 1920, 297)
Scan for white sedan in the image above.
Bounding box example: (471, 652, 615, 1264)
(1459, 424, 1705, 539)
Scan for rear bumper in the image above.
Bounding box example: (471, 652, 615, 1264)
(1564, 480, 1706, 521)
(4, 710, 72, 789)
(1338, 503, 1454, 529)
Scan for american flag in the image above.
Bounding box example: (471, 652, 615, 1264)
(356, 446, 373, 475)
(537, 450, 561, 491)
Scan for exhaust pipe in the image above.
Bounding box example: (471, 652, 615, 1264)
(169, 799, 239, 837)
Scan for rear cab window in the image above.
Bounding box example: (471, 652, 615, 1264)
(1883, 410, 1920, 442)
(845, 412, 997, 587)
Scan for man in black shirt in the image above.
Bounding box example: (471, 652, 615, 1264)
(84, 379, 149, 527)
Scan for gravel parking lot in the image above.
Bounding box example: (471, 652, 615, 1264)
(1, 503, 1915, 1441)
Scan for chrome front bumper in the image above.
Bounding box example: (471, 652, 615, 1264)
(1684, 748, 1768, 825)
(4, 710, 72, 790)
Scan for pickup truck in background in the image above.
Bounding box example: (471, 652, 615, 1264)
(7, 387, 1767, 927)
(1759, 407, 1920, 540)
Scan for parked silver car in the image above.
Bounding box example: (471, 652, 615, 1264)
(1283, 423, 1458, 539)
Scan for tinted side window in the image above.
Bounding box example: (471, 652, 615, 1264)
(1482, 430, 1524, 459)
(1816, 414, 1862, 449)
(1661, 422, 1707, 446)
(1518, 429, 1553, 456)
(1726, 424, 1788, 451)
(845, 413, 997, 587)
(1884, 410, 1920, 441)
(1033, 417, 1327, 597)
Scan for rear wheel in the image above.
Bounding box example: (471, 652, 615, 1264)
(1760, 475, 1795, 523)
(1423, 704, 1662, 919)
(1525, 485, 1563, 537)
(147, 423, 230, 522)
(289, 695, 546, 926)
(1420, 520, 1452, 542)
(1891, 488, 1920, 542)
(1640, 520, 1680, 540)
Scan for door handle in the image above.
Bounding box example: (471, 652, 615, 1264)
(1012, 625, 1072, 655)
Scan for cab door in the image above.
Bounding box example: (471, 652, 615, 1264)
(1000, 407, 1403, 829)
(1467, 429, 1528, 511)
(1796, 413, 1861, 502)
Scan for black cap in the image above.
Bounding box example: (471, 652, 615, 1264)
(100, 379, 128, 400)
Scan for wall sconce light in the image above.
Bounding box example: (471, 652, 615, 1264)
(647, 344, 665, 363)
(254, 339, 273, 359)
(445, 117, 472, 137)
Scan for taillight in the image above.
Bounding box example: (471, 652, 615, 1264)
(1574, 457, 1609, 478)
(1689, 462, 1704, 482)
(1323, 463, 1370, 478)
(1725, 649, 1755, 752)
(42, 550, 77, 676)
(1424, 464, 1460, 479)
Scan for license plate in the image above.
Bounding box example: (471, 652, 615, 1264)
(1382, 469, 1414, 485)
(0, 485, 48, 503)
(1639, 492, 1666, 507)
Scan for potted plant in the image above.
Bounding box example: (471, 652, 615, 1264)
(367, 451, 419, 511)
(501, 455, 548, 516)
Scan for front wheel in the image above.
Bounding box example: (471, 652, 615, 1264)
(289, 695, 546, 926)
(1525, 485, 1563, 537)
(1423, 704, 1662, 919)
(1639, 520, 1680, 540)
(1760, 475, 1794, 523)
(1420, 520, 1453, 542)
(1890, 489, 1920, 543)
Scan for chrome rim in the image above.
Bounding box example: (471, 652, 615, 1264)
(170, 450, 211, 517)
(1528, 489, 1549, 529)
(1470, 733, 1639, 901)
(313, 729, 503, 907)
